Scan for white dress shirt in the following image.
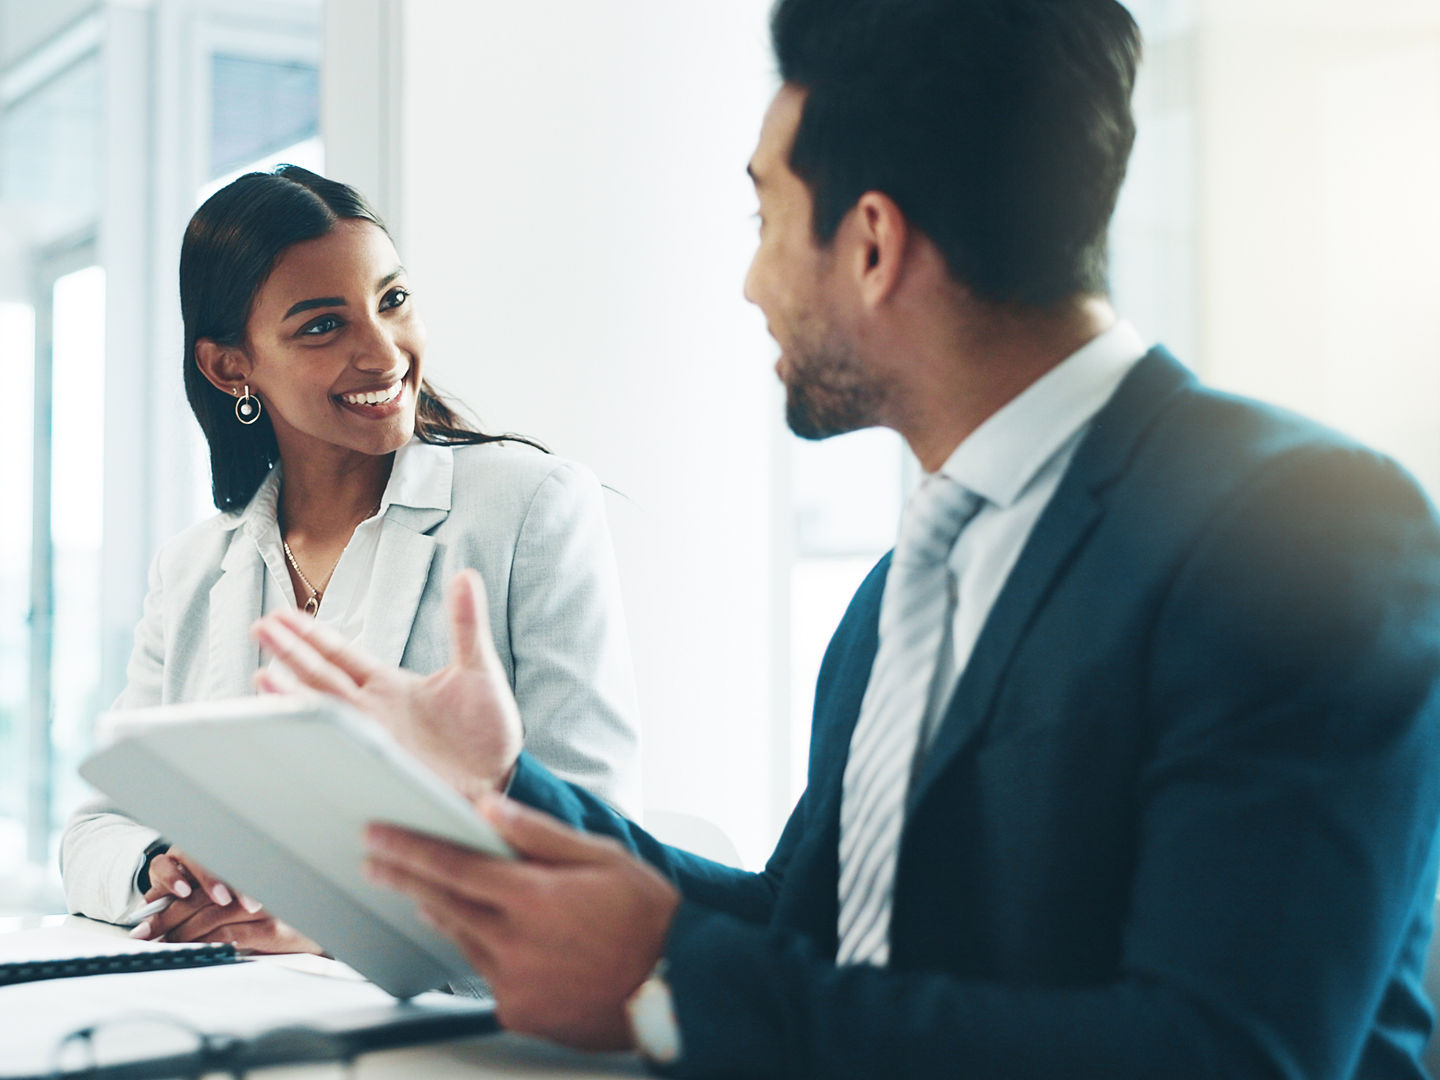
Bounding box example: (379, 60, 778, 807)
(920, 321, 1149, 746)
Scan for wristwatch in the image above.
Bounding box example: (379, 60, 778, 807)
(136, 839, 171, 894)
(625, 960, 683, 1066)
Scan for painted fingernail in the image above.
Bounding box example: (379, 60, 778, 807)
(211, 883, 233, 906)
(129, 920, 152, 940)
(172, 879, 192, 899)
(239, 893, 263, 914)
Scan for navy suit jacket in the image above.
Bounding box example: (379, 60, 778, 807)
(509, 348, 1440, 1078)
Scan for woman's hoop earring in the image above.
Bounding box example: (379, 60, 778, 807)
(234, 385, 262, 425)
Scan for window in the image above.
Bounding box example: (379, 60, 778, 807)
(45, 260, 107, 854)
(0, 300, 35, 880)
(0, 28, 102, 908)
(0, 0, 321, 913)
(209, 52, 320, 179)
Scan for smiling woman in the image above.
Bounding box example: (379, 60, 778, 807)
(55, 166, 642, 950)
(178, 167, 519, 515)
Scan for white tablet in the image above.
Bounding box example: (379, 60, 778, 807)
(80, 695, 512, 999)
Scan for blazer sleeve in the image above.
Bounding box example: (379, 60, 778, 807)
(504, 461, 643, 818)
(508, 751, 787, 926)
(650, 446, 1440, 1079)
(58, 550, 166, 925)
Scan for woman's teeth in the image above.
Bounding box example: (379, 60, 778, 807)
(341, 383, 402, 406)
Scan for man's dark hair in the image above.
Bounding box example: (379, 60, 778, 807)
(770, 0, 1142, 306)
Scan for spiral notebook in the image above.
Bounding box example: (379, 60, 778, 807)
(0, 947, 497, 1080)
(0, 925, 238, 987)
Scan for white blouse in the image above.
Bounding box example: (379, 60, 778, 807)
(253, 438, 445, 655)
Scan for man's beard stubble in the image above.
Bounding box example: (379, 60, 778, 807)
(782, 327, 887, 441)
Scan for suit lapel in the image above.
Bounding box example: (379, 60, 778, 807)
(908, 348, 1195, 812)
(907, 485, 1102, 811)
(204, 528, 266, 699)
(781, 555, 889, 948)
(358, 440, 454, 668)
(809, 555, 890, 837)
(359, 503, 448, 668)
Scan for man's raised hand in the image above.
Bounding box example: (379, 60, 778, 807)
(251, 568, 523, 795)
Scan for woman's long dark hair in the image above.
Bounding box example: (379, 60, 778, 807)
(181, 164, 542, 511)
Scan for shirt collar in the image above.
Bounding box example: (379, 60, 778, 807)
(382, 436, 451, 512)
(936, 320, 1148, 508)
(226, 464, 281, 535)
(225, 435, 452, 533)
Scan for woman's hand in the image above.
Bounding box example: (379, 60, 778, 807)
(133, 847, 322, 954)
(144, 846, 246, 912)
(251, 569, 524, 797)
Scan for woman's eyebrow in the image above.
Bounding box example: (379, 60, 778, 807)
(284, 295, 345, 320)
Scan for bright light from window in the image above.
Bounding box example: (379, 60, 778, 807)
(0, 302, 35, 563)
(49, 264, 106, 835)
(50, 267, 106, 550)
(0, 301, 35, 868)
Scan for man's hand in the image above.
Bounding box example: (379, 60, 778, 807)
(365, 793, 681, 1051)
(251, 569, 523, 795)
(134, 848, 322, 954)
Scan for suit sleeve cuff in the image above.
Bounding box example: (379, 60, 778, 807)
(654, 899, 792, 1077)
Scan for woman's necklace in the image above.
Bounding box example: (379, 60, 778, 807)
(281, 498, 383, 616)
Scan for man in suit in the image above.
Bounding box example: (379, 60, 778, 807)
(254, 0, 1440, 1074)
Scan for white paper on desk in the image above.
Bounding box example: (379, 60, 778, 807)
(0, 925, 216, 964)
(0, 961, 488, 1078)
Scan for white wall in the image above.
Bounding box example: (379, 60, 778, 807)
(326, 0, 789, 866)
(1192, 2, 1440, 494)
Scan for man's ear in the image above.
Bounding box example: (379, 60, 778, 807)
(195, 339, 251, 396)
(846, 191, 911, 309)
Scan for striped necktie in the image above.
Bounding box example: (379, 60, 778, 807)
(836, 475, 982, 967)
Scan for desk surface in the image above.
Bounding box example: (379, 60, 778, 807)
(0, 916, 646, 1079)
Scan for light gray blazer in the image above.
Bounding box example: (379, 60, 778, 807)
(61, 440, 641, 923)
